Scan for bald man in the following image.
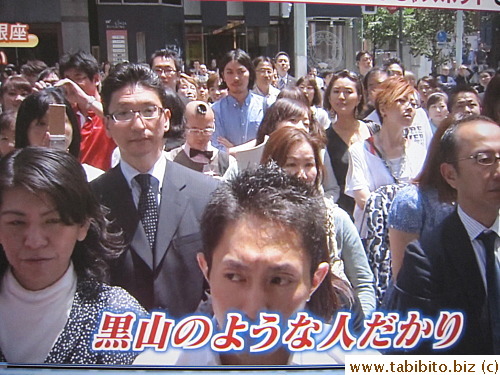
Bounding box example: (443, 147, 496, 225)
(166, 101, 236, 177)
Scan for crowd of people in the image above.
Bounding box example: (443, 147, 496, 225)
(0, 47, 498, 365)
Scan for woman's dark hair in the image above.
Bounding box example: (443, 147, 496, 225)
(260, 126, 325, 190)
(252, 56, 274, 70)
(0, 75, 32, 98)
(0, 110, 16, 133)
(219, 49, 255, 91)
(296, 76, 322, 106)
(482, 72, 500, 122)
(37, 66, 60, 83)
(163, 88, 186, 146)
(256, 98, 310, 145)
(15, 87, 81, 158)
(275, 88, 326, 142)
(323, 70, 364, 118)
(0, 147, 124, 282)
(426, 91, 448, 110)
(201, 163, 339, 321)
(277, 86, 309, 107)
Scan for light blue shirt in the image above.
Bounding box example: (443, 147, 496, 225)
(211, 92, 265, 151)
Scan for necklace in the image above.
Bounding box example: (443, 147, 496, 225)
(370, 136, 407, 184)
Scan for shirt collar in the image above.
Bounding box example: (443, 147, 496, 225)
(120, 152, 167, 190)
(457, 205, 500, 240)
(227, 92, 251, 107)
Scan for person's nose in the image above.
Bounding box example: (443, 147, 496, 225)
(241, 283, 269, 321)
(463, 105, 473, 115)
(24, 224, 49, 250)
(15, 94, 24, 103)
(130, 112, 147, 130)
(338, 91, 346, 100)
(296, 168, 307, 181)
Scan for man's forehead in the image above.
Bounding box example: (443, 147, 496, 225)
(111, 84, 161, 104)
(455, 92, 479, 104)
(65, 68, 89, 79)
(456, 120, 500, 144)
(152, 56, 175, 67)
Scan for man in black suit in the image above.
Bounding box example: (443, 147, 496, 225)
(386, 115, 500, 354)
(91, 63, 218, 317)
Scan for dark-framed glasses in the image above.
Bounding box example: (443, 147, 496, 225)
(457, 151, 500, 166)
(154, 67, 177, 75)
(110, 105, 163, 122)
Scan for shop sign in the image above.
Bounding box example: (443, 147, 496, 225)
(0, 23, 39, 47)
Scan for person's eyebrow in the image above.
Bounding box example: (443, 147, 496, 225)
(220, 259, 249, 271)
(268, 263, 299, 274)
(0, 208, 57, 217)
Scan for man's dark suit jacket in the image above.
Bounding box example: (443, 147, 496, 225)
(385, 210, 494, 354)
(91, 160, 219, 317)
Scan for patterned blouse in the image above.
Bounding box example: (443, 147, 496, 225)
(0, 279, 147, 365)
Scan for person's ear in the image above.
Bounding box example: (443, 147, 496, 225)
(92, 73, 101, 87)
(440, 162, 458, 190)
(77, 220, 91, 242)
(308, 262, 330, 298)
(379, 104, 387, 118)
(104, 116, 113, 138)
(197, 253, 209, 283)
(162, 108, 171, 133)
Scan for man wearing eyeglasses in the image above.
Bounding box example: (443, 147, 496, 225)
(91, 63, 218, 317)
(386, 115, 500, 354)
(166, 101, 236, 177)
(150, 49, 181, 92)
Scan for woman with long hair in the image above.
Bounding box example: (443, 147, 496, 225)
(261, 126, 376, 316)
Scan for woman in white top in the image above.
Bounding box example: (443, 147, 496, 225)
(0, 147, 145, 364)
(297, 75, 331, 130)
(345, 77, 427, 231)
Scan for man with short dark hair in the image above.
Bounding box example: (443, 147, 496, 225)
(92, 63, 218, 316)
(356, 51, 373, 77)
(150, 49, 182, 92)
(58, 50, 116, 171)
(386, 115, 500, 354)
(275, 51, 296, 90)
(448, 86, 482, 120)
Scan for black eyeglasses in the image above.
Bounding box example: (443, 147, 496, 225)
(110, 105, 163, 122)
(456, 151, 500, 166)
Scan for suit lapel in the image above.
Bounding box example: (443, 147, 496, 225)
(100, 166, 153, 269)
(154, 161, 189, 269)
